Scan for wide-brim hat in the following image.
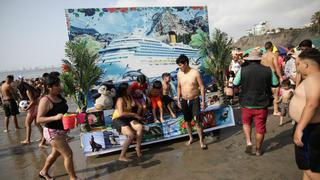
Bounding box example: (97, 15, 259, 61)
(243, 48, 262, 61)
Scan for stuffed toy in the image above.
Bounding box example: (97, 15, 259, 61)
(94, 83, 116, 110)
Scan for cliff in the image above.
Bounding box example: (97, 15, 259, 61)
(234, 28, 320, 50)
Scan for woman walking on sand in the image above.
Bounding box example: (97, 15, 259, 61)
(37, 73, 80, 180)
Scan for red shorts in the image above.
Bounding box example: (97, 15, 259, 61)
(151, 96, 162, 110)
(241, 107, 268, 134)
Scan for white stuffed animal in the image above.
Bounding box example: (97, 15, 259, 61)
(94, 84, 116, 111)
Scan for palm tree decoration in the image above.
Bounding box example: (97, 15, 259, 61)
(191, 29, 233, 103)
(60, 40, 103, 112)
(191, 28, 232, 88)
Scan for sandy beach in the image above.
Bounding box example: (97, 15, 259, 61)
(0, 104, 301, 180)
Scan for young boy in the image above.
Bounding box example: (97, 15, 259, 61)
(290, 48, 320, 179)
(161, 73, 176, 118)
(278, 79, 294, 126)
(149, 80, 164, 122)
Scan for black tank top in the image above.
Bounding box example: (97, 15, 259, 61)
(44, 95, 68, 130)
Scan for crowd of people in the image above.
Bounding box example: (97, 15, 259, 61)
(227, 39, 320, 179)
(1, 39, 319, 179)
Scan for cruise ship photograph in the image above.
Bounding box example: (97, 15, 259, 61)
(98, 32, 201, 82)
(65, 6, 209, 82)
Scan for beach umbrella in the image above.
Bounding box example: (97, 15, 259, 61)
(273, 45, 288, 55)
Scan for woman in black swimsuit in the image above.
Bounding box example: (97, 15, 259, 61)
(37, 73, 79, 180)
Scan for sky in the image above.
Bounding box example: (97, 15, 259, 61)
(0, 0, 319, 72)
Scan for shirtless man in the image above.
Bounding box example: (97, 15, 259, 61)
(1, 75, 21, 132)
(161, 73, 176, 118)
(261, 42, 283, 115)
(176, 54, 207, 150)
(289, 48, 320, 180)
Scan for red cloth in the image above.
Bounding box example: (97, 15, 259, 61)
(241, 107, 268, 134)
(129, 81, 148, 98)
(129, 82, 148, 92)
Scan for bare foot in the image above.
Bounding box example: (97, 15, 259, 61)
(171, 114, 177, 119)
(154, 119, 160, 123)
(185, 139, 194, 146)
(118, 156, 130, 162)
(273, 112, 281, 116)
(200, 142, 208, 150)
(39, 143, 49, 148)
(21, 140, 31, 145)
(160, 118, 165, 123)
(39, 171, 54, 180)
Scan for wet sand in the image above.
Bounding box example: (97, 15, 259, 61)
(0, 105, 301, 180)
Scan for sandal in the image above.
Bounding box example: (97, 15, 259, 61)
(39, 171, 54, 180)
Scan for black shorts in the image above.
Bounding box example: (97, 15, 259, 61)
(2, 99, 19, 117)
(294, 123, 320, 172)
(162, 95, 173, 106)
(181, 97, 201, 123)
(112, 117, 137, 133)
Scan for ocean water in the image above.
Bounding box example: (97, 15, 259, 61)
(0, 67, 60, 81)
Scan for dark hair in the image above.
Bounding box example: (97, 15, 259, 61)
(298, 48, 320, 65)
(281, 78, 291, 87)
(42, 72, 49, 78)
(117, 82, 129, 98)
(176, 54, 189, 65)
(7, 75, 14, 81)
(162, 73, 171, 79)
(299, 39, 312, 48)
(152, 80, 162, 89)
(17, 81, 39, 100)
(265, 41, 273, 50)
(50, 71, 60, 77)
(44, 74, 60, 87)
(137, 74, 146, 84)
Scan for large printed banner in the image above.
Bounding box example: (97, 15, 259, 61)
(80, 105, 235, 156)
(65, 6, 235, 156)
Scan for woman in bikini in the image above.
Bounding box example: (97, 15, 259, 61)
(112, 82, 144, 161)
(19, 81, 46, 147)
